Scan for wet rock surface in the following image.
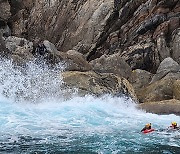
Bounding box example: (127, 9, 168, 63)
(0, 0, 180, 114)
(139, 99, 180, 115)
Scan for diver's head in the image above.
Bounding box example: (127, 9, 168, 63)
(145, 123, 151, 128)
(171, 121, 177, 127)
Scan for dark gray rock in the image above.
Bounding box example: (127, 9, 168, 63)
(156, 34, 170, 62)
(151, 57, 180, 83)
(121, 42, 157, 72)
(4, 36, 34, 65)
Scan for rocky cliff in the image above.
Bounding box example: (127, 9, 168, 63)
(0, 0, 180, 114)
(4, 0, 179, 71)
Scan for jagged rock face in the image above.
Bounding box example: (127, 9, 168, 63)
(13, 0, 114, 53)
(8, 0, 34, 15)
(0, 0, 179, 107)
(0, 0, 11, 37)
(87, 0, 180, 72)
(8, 0, 35, 37)
(8, 0, 180, 73)
(172, 29, 180, 64)
(120, 42, 157, 72)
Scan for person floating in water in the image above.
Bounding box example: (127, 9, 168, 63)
(169, 122, 179, 130)
(141, 123, 151, 132)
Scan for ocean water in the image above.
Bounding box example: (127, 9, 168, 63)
(0, 58, 179, 154)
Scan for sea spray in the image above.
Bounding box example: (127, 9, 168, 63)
(0, 58, 179, 153)
(0, 95, 180, 153)
(0, 58, 76, 103)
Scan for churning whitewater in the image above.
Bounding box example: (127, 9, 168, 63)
(0, 59, 179, 153)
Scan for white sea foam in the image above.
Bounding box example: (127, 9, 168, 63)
(0, 58, 179, 153)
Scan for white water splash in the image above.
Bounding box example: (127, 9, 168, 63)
(0, 58, 179, 153)
(0, 58, 67, 103)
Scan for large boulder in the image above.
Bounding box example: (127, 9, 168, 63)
(43, 40, 59, 53)
(138, 99, 180, 115)
(44, 51, 92, 72)
(161, 72, 180, 81)
(137, 78, 174, 103)
(151, 57, 180, 83)
(131, 69, 153, 91)
(67, 50, 85, 59)
(90, 53, 132, 80)
(63, 53, 92, 72)
(5, 36, 33, 53)
(61, 71, 137, 100)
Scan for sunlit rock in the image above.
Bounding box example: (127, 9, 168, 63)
(62, 71, 137, 100)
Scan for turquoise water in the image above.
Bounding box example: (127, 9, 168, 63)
(0, 59, 179, 153)
(0, 96, 180, 153)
